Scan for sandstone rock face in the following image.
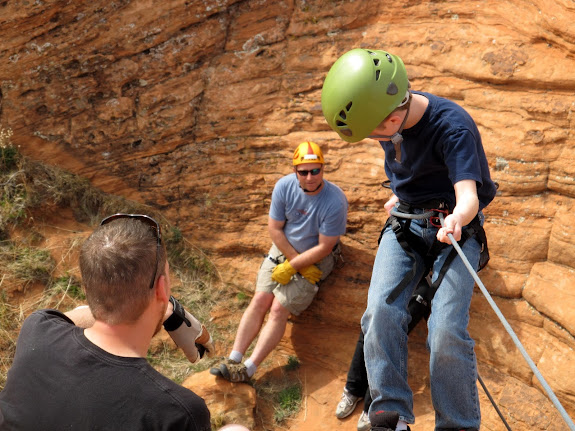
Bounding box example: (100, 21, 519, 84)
(183, 370, 257, 430)
(1, 1, 574, 429)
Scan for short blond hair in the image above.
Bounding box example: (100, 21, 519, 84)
(80, 218, 166, 325)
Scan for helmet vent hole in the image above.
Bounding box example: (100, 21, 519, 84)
(386, 53, 392, 63)
(367, 50, 375, 56)
(373, 58, 380, 67)
(375, 70, 381, 81)
(338, 110, 347, 120)
(387, 82, 398, 95)
(346, 101, 352, 111)
(340, 128, 353, 137)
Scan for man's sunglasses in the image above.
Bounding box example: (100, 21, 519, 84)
(100, 214, 162, 290)
(296, 167, 322, 176)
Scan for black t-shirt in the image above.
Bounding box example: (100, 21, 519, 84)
(0, 310, 211, 430)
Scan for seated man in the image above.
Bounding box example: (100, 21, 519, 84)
(0, 213, 247, 431)
(211, 142, 348, 383)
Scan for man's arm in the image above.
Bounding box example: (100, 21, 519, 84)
(268, 217, 299, 261)
(64, 305, 95, 328)
(437, 179, 479, 244)
(290, 233, 340, 270)
(268, 217, 339, 271)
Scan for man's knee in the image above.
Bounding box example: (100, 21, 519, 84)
(248, 292, 274, 314)
(268, 298, 291, 321)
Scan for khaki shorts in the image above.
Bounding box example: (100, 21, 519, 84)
(255, 243, 340, 316)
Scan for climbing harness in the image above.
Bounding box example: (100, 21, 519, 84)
(437, 212, 575, 431)
(379, 200, 489, 305)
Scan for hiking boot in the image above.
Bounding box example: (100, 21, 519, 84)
(357, 411, 371, 431)
(209, 357, 238, 377)
(335, 388, 362, 419)
(218, 362, 251, 383)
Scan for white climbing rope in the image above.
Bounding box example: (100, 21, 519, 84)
(440, 213, 575, 431)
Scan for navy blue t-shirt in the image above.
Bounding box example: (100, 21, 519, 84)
(379, 92, 497, 211)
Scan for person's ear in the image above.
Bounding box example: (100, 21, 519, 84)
(387, 112, 404, 126)
(154, 275, 169, 303)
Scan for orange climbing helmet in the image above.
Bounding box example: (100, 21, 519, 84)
(293, 141, 325, 166)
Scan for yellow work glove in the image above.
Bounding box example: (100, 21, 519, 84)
(299, 264, 323, 284)
(271, 260, 297, 285)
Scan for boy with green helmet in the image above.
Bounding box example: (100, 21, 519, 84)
(322, 48, 497, 431)
(321, 48, 410, 144)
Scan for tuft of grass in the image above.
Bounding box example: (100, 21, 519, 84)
(0, 292, 21, 388)
(50, 275, 85, 300)
(147, 339, 200, 385)
(210, 413, 226, 429)
(274, 384, 302, 423)
(235, 291, 250, 308)
(165, 226, 216, 285)
(255, 355, 304, 425)
(285, 355, 300, 371)
(0, 241, 55, 286)
(0, 127, 18, 172)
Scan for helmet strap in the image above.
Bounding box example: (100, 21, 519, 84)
(301, 181, 324, 194)
(382, 95, 412, 163)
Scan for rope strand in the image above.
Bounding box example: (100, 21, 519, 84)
(439, 213, 575, 431)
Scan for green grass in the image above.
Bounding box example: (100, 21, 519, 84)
(50, 275, 85, 300)
(0, 241, 55, 286)
(0, 127, 18, 172)
(274, 384, 302, 423)
(255, 355, 304, 425)
(285, 355, 301, 371)
(0, 291, 21, 388)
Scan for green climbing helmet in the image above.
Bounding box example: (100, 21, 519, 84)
(321, 48, 410, 143)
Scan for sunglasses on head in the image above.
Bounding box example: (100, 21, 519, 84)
(296, 167, 322, 176)
(100, 214, 162, 289)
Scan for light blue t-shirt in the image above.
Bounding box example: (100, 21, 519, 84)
(269, 174, 348, 253)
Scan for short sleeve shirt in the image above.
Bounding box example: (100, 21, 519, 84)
(379, 92, 497, 210)
(269, 174, 348, 253)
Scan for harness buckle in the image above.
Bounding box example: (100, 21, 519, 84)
(265, 254, 280, 265)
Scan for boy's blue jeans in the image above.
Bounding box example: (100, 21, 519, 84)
(361, 215, 481, 430)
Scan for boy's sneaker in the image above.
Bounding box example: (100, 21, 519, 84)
(335, 388, 362, 419)
(369, 410, 399, 431)
(218, 362, 251, 383)
(357, 411, 371, 431)
(209, 357, 238, 377)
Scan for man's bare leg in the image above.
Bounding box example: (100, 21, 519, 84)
(246, 297, 291, 367)
(215, 296, 291, 382)
(231, 291, 275, 355)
